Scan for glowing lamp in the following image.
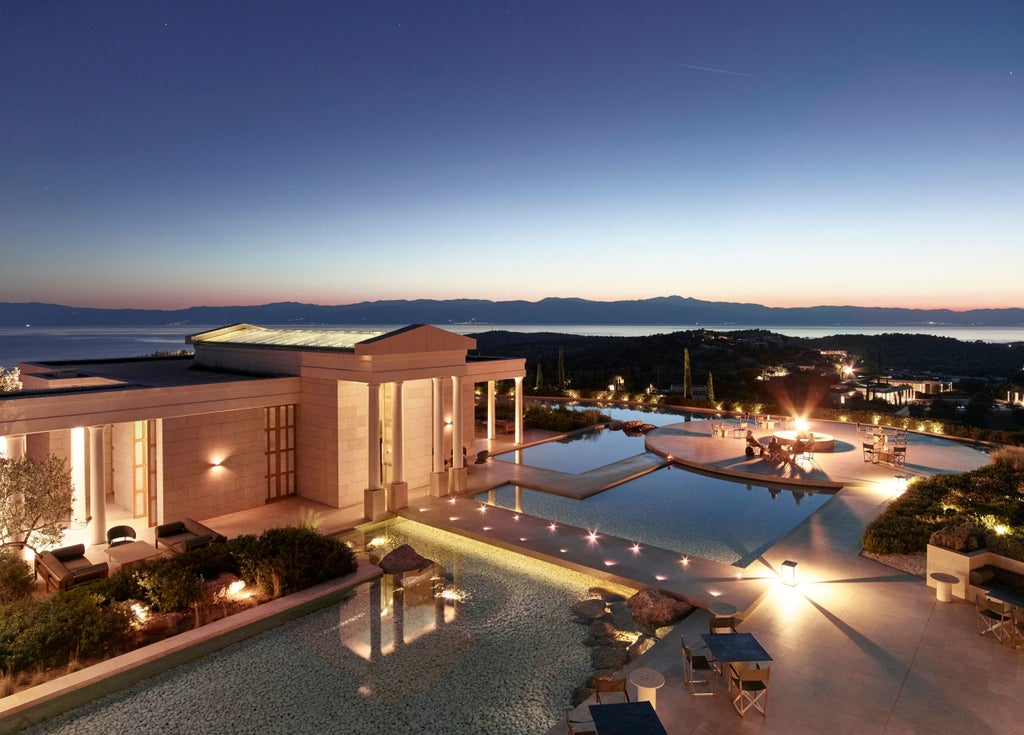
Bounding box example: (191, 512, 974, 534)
(781, 559, 799, 586)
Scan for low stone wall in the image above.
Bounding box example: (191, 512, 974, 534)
(926, 544, 1024, 601)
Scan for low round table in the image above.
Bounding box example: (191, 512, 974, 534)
(629, 667, 666, 708)
(708, 601, 737, 618)
(930, 572, 959, 603)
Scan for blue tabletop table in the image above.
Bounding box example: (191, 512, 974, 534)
(700, 631, 773, 664)
(588, 701, 667, 735)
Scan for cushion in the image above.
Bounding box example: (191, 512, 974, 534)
(970, 567, 996, 585)
(52, 544, 86, 562)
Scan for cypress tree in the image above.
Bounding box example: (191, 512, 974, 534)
(706, 371, 715, 402)
(683, 348, 692, 398)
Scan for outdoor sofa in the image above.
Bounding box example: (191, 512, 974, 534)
(34, 543, 109, 592)
(969, 564, 1024, 602)
(155, 518, 226, 555)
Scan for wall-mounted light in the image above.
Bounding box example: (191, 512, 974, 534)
(781, 559, 798, 586)
(211, 457, 224, 468)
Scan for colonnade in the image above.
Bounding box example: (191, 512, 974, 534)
(362, 374, 524, 521)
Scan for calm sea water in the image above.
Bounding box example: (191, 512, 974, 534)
(2, 323, 1023, 367)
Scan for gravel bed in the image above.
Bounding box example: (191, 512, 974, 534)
(19, 522, 634, 735)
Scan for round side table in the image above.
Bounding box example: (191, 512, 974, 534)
(930, 572, 959, 603)
(629, 667, 666, 709)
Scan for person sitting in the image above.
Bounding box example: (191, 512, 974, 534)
(764, 436, 783, 461)
(745, 430, 765, 457)
(790, 436, 806, 460)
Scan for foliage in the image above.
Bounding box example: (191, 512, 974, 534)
(706, 371, 715, 402)
(0, 367, 21, 392)
(863, 452, 1024, 561)
(524, 405, 609, 432)
(929, 524, 986, 553)
(0, 593, 132, 675)
(135, 558, 206, 612)
(0, 549, 34, 604)
(682, 348, 692, 398)
(229, 526, 357, 598)
(0, 455, 74, 551)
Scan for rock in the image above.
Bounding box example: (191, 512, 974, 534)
(572, 598, 609, 620)
(588, 620, 617, 642)
(626, 587, 695, 633)
(589, 587, 627, 603)
(627, 635, 657, 661)
(379, 544, 433, 574)
(591, 645, 629, 670)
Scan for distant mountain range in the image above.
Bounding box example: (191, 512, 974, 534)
(1, 297, 1022, 328)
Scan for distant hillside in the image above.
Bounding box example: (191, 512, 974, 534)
(1, 297, 1023, 328)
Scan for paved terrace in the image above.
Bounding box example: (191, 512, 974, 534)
(33, 417, 1016, 734)
(402, 418, 1017, 734)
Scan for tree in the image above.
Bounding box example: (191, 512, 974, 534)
(706, 371, 715, 402)
(0, 367, 21, 392)
(534, 362, 544, 390)
(0, 455, 74, 551)
(556, 347, 566, 389)
(683, 348, 692, 399)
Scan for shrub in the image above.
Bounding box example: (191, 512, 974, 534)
(524, 406, 610, 433)
(986, 533, 1024, 563)
(135, 558, 206, 612)
(929, 523, 986, 552)
(863, 513, 935, 555)
(0, 549, 34, 604)
(0, 593, 132, 674)
(229, 527, 357, 597)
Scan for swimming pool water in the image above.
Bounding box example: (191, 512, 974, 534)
(500, 404, 704, 474)
(476, 467, 832, 566)
(20, 521, 635, 735)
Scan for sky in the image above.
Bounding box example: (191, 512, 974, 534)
(1, 1, 1021, 312)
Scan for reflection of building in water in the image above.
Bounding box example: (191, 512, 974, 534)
(338, 562, 459, 661)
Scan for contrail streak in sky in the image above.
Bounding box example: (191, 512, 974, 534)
(675, 63, 751, 78)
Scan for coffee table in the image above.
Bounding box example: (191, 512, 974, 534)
(105, 540, 162, 569)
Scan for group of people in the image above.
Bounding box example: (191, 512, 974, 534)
(745, 429, 814, 463)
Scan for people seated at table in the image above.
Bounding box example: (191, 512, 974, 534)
(763, 436, 784, 461)
(745, 430, 765, 457)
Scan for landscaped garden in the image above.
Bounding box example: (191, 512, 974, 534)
(0, 526, 357, 697)
(863, 446, 1024, 561)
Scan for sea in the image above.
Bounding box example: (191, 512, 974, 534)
(2, 323, 1023, 368)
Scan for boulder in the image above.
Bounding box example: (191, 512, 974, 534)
(591, 644, 629, 670)
(379, 544, 433, 574)
(589, 587, 627, 603)
(572, 598, 609, 620)
(588, 620, 618, 642)
(627, 587, 695, 633)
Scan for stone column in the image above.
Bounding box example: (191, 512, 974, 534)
(448, 375, 466, 494)
(487, 380, 496, 440)
(70, 427, 87, 528)
(388, 381, 408, 511)
(430, 377, 446, 496)
(363, 383, 386, 521)
(3, 435, 26, 545)
(88, 425, 107, 546)
(514, 376, 524, 444)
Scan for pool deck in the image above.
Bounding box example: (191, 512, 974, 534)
(426, 417, 1018, 735)
(12, 417, 1018, 734)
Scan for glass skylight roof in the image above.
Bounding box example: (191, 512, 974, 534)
(193, 325, 387, 350)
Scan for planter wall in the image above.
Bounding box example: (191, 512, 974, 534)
(926, 544, 1024, 601)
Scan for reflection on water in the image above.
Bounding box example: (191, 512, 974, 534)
(476, 467, 832, 566)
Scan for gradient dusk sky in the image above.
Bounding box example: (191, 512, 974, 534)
(2, 2, 1021, 311)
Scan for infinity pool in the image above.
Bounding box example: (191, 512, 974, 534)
(500, 404, 702, 474)
(476, 468, 832, 566)
(21, 521, 634, 735)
